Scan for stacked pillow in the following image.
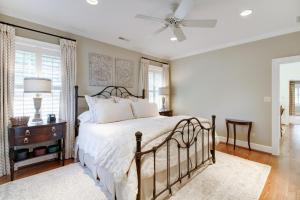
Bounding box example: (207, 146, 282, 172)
(78, 95, 159, 124)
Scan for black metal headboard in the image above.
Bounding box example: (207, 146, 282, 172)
(74, 85, 145, 137)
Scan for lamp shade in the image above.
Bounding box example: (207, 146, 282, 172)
(158, 87, 169, 95)
(24, 77, 52, 93)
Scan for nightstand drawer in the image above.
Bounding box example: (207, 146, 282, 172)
(13, 125, 64, 146)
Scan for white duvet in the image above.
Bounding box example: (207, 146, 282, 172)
(76, 115, 214, 200)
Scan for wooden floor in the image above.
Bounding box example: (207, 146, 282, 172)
(0, 159, 74, 185)
(1, 125, 300, 199)
(216, 125, 300, 200)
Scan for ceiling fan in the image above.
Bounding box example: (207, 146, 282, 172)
(135, 0, 217, 42)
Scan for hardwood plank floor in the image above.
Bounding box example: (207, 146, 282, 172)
(0, 159, 74, 185)
(0, 125, 299, 200)
(216, 125, 300, 200)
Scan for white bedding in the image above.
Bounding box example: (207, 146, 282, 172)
(76, 115, 215, 200)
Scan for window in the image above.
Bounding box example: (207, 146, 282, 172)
(14, 37, 61, 120)
(296, 85, 300, 105)
(148, 65, 163, 109)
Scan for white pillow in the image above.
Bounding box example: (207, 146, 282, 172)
(114, 96, 146, 103)
(114, 96, 133, 103)
(85, 95, 115, 122)
(93, 101, 134, 123)
(131, 101, 159, 118)
(78, 111, 91, 123)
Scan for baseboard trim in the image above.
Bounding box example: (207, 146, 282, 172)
(218, 136, 272, 154)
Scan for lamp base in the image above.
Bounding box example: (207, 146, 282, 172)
(32, 95, 43, 123)
(32, 115, 43, 123)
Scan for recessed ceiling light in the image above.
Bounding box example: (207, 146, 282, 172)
(170, 37, 177, 41)
(86, 0, 98, 5)
(240, 9, 253, 17)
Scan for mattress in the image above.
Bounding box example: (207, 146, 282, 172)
(75, 115, 217, 200)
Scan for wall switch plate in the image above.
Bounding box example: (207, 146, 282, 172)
(264, 96, 272, 102)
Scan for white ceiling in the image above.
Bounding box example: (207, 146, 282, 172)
(1, 0, 300, 60)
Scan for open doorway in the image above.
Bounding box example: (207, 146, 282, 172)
(272, 56, 300, 155)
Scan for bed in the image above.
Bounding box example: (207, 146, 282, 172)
(74, 86, 217, 200)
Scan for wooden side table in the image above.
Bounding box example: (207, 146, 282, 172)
(9, 120, 66, 181)
(225, 118, 252, 150)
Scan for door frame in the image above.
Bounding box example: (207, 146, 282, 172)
(272, 55, 300, 155)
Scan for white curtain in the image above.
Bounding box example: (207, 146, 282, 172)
(0, 24, 15, 176)
(138, 58, 150, 98)
(59, 39, 76, 159)
(162, 63, 170, 109)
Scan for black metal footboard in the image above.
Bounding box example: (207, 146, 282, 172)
(135, 115, 216, 200)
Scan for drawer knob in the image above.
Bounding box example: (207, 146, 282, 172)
(53, 132, 57, 137)
(24, 138, 29, 144)
(51, 126, 56, 132)
(25, 129, 31, 136)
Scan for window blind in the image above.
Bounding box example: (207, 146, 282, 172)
(13, 37, 61, 120)
(148, 65, 163, 109)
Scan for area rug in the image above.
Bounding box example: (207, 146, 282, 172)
(0, 151, 270, 200)
(0, 163, 108, 200)
(171, 152, 271, 200)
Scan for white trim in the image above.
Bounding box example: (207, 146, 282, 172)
(272, 55, 300, 156)
(149, 64, 163, 71)
(170, 27, 300, 60)
(218, 136, 272, 154)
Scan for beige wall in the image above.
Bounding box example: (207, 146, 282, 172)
(171, 32, 300, 147)
(0, 14, 167, 111)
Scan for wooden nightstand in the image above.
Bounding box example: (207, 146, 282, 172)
(9, 120, 66, 181)
(159, 110, 173, 117)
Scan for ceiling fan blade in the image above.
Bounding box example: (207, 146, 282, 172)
(174, 0, 194, 20)
(135, 14, 165, 23)
(173, 26, 186, 41)
(181, 19, 217, 28)
(154, 25, 169, 35)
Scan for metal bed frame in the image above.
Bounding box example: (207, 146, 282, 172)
(74, 85, 216, 200)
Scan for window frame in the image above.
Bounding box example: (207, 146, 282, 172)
(148, 65, 163, 109)
(295, 86, 300, 105)
(14, 37, 61, 119)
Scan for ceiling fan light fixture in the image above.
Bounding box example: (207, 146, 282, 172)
(240, 9, 253, 17)
(170, 37, 178, 41)
(86, 0, 98, 5)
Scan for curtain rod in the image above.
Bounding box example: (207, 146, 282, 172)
(0, 21, 76, 42)
(141, 57, 168, 65)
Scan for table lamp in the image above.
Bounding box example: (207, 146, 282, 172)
(158, 87, 169, 111)
(24, 77, 52, 123)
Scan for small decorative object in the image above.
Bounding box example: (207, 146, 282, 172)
(33, 146, 47, 157)
(24, 77, 52, 123)
(10, 116, 30, 126)
(15, 148, 29, 161)
(47, 114, 56, 123)
(158, 87, 169, 110)
(48, 144, 60, 153)
(89, 53, 114, 86)
(115, 58, 134, 88)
